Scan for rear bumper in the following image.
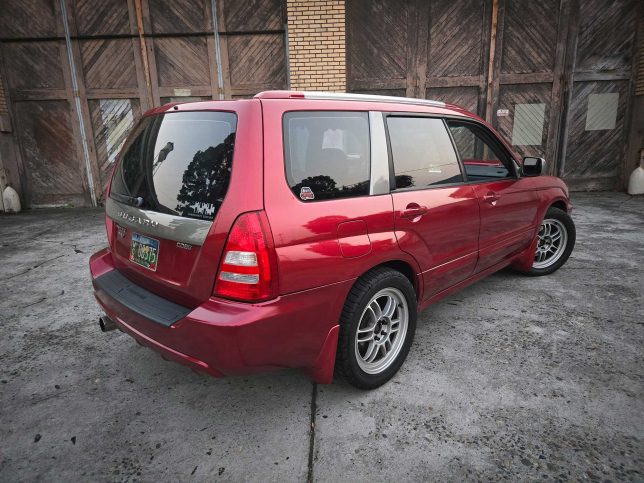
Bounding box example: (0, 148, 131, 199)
(90, 248, 348, 383)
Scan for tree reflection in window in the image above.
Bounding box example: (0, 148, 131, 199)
(175, 132, 235, 219)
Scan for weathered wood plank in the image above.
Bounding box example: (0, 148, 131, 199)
(70, 0, 130, 36)
(0, 0, 61, 39)
(13, 100, 88, 206)
(347, 0, 411, 91)
(426, 76, 483, 88)
(563, 80, 630, 181)
(79, 39, 138, 89)
(148, 0, 212, 34)
(500, 0, 559, 74)
(426, 86, 480, 112)
(222, 0, 283, 32)
(4, 41, 66, 91)
(227, 34, 287, 90)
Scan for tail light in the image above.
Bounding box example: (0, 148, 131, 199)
(214, 211, 278, 302)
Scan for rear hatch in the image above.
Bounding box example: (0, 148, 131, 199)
(105, 101, 264, 307)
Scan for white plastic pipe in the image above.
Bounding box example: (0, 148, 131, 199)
(0, 167, 6, 211)
(627, 151, 644, 196)
(2, 186, 21, 213)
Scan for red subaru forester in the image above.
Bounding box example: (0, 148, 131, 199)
(90, 91, 575, 389)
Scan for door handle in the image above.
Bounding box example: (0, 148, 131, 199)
(483, 191, 500, 205)
(401, 203, 428, 219)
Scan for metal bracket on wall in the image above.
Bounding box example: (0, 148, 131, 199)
(211, 0, 225, 100)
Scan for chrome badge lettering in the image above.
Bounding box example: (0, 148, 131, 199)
(117, 210, 159, 228)
(176, 242, 193, 250)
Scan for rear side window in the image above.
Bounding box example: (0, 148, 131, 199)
(386, 117, 463, 189)
(110, 111, 236, 221)
(283, 111, 370, 201)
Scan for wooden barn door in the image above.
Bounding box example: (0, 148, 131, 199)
(347, 0, 492, 117)
(215, 0, 288, 99)
(66, 0, 148, 202)
(0, 0, 287, 207)
(0, 0, 94, 207)
(347, 0, 638, 188)
(346, 0, 419, 97)
(141, 0, 221, 106)
(559, 0, 638, 190)
(487, 0, 569, 174)
(421, 0, 492, 117)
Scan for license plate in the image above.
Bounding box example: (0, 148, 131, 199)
(129, 233, 160, 271)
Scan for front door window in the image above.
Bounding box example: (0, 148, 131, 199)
(447, 122, 514, 181)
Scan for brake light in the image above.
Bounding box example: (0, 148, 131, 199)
(214, 211, 278, 302)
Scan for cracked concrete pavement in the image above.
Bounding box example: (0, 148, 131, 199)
(0, 192, 642, 481)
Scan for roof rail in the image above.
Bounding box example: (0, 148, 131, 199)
(254, 90, 446, 107)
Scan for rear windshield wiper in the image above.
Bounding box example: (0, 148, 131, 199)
(110, 191, 145, 208)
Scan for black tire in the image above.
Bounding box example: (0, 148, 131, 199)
(335, 267, 417, 389)
(526, 206, 576, 276)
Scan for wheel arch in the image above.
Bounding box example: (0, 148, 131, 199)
(358, 259, 421, 301)
(549, 199, 567, 212)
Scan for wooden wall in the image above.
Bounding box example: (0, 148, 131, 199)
(347, 0, 641, 190)
(0, 0, 640, 206)
(0, 0, 287, 208)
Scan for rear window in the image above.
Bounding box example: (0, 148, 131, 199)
(283, 111, 370, 201)
(110, 111, 237, 221)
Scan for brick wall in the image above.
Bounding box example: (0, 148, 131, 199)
(286, 0, 346, 92)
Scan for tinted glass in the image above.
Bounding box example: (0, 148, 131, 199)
(110, 111, 237, 221)
(386, 117, 462, 189)
(447, 122, 512, 180)
(284, 111, 370, 201)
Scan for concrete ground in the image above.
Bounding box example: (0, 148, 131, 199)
(0, 192, 642, 482)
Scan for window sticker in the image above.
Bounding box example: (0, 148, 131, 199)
(511, 103, 546, 146)
(300, 187, 315, 200)
(585, 93, 618, 131)
(190, 202, 216, 218)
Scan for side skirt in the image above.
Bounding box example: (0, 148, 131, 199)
(418, 257, 515, 312)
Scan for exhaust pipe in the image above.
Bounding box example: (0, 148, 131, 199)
(99, 315, 117, 332)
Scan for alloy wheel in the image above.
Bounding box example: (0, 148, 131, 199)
(533, 218, 568, 269)
(354, 287, 409, 375)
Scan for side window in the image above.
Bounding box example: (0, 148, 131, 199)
(386, 117, 463, 189)
(283, 111, 370, 201)
(447, 121, 514, 180)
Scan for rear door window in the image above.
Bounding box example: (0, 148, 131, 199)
(386, 116, 463, 189)
(110, 111, 237, 221)
(283, 111, 370, 201)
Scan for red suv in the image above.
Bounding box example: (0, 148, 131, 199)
(90, 91, 575, 389)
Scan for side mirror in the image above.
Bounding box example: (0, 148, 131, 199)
(522, 156, 545, 177)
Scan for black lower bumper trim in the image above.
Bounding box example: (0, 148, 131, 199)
(94, 270, 191, 327)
